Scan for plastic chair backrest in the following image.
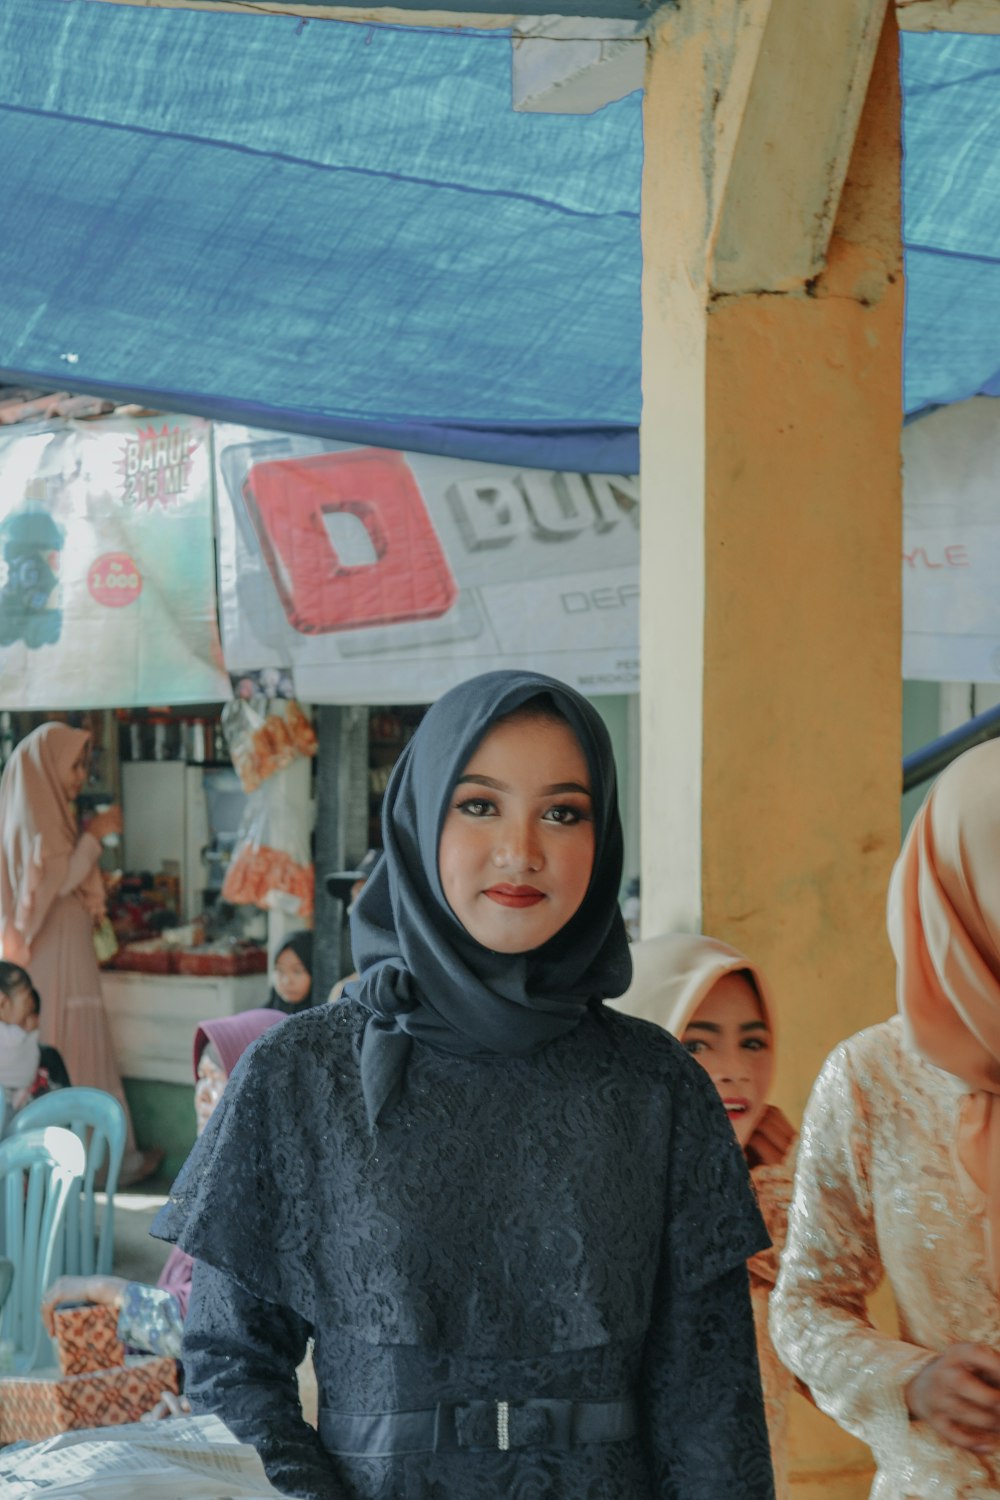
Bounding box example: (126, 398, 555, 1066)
(10, 1088, 127, 1277)
(0, 1126, 85, 1372)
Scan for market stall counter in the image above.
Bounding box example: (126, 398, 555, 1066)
(100, 942, 268, 1178)
(101, 968, 267, 1086)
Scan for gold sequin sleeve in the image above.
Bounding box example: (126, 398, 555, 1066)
(769, 1031, 936, 1479)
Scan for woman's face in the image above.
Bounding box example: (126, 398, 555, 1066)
(193, 1048, 228, 1135)
(59, 743, 89, 802)
(273, 947, 311, 1007)
(438, 713, 595, 954)
(680, 972, 774, 1149)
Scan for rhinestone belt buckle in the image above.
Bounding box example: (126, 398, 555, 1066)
(496, 1399, 510, 1451)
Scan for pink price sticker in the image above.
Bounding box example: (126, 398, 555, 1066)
(88, 552, 143, 608)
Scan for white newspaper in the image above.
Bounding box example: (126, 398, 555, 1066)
(0, 1413, 283, 1499)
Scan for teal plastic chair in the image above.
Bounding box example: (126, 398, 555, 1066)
(0, 1126, 86, 1372)
(10, 1088, 127, 1277)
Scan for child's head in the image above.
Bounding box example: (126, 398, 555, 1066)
(614, 934, 776, 1152)
(271, 931, 314, 1009)
(0, 959, 40, 1031)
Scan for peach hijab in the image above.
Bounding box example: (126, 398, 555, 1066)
(0, 723, 104, 966)
(889, 738, 1000, 1289)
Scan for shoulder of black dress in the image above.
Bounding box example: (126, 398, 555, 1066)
(239, 998, 365, 1075)
(593, 1004, 691, 1072)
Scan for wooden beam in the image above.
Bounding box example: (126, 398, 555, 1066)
(76, 0, 654, 26)
(897, 0, 1000, 30)
(709, 0, 890, 293)
(83, 0, 515, 27)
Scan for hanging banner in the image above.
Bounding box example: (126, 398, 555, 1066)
(0, 415, 229, 707)
(903, 397, 1000, 683)
(215, 425, 639, 703)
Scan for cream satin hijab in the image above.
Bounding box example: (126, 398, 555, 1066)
(889, 738, 1000, 1290)
(610, 932, 792, 1169)
(0, 724, 104, 965)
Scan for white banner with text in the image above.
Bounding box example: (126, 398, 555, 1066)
(215, 426, 639, 703)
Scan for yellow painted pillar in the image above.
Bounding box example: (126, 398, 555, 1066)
(641, 4, 901, 1495)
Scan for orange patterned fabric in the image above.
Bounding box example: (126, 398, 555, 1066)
(0, 1356, 179, 1443)
(52, 1303, 126, 1377)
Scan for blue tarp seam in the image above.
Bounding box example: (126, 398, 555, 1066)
(0, 99, 640, 227)
(907, 242, 1000, 268)
(903, 64, 1000, 96)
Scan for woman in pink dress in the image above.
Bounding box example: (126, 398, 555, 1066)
(0, 721, 158, 1184)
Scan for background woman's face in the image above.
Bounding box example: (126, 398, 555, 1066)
(194, 1050, 228, 1134)
(273, 948, 311, 1006)
(438, 714, 595, 953)
(680, 972, 775, 1149)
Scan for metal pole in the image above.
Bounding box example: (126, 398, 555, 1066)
(313, 705, 369, 1004)
(902, 701, 1000, 795)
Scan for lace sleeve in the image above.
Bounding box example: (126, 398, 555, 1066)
(183, 1260, 344, 1500)
(638, 1051, 774, 1496)
(151, 1029, 322, 1325)
(664, 1048, 772, 1291)
(641, 1261, 775, 1498)
(769, 1045, 934, 1459)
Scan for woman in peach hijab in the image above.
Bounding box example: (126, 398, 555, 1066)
(771, 738, 1000, 1499)
(613, 934, 799, 1496)
(0, 722, 157, 1183)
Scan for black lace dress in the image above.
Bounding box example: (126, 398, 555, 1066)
(154, 1001, 774, 1500)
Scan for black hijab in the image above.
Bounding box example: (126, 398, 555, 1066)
(265, 929, 315, 1014)
(343, 670, 632, 1126)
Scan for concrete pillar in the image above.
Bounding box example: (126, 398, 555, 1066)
(640, 5, 901, 1495)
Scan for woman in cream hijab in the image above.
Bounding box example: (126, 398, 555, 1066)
(614, 934, 799, 1497)
(771, 738, 1000, 1499)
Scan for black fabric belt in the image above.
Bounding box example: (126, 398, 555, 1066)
(319, 1395, 638, 1458)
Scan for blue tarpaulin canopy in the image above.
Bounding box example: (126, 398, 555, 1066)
(0, 1, 642, 472)
(902, 32, 1000, 418)
(0, 7, 997, 468)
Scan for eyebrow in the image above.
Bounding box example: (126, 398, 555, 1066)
(684, 1019, 769, 1034)
(456, 774, 591, 797)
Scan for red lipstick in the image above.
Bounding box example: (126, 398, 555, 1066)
(484, 884, 545, 908)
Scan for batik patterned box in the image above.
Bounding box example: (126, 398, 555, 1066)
(51, 1303, 126, 1376)
(0, 1356, 179, 1443)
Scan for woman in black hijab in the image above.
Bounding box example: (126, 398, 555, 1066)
(154, 671, 773, 1500)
